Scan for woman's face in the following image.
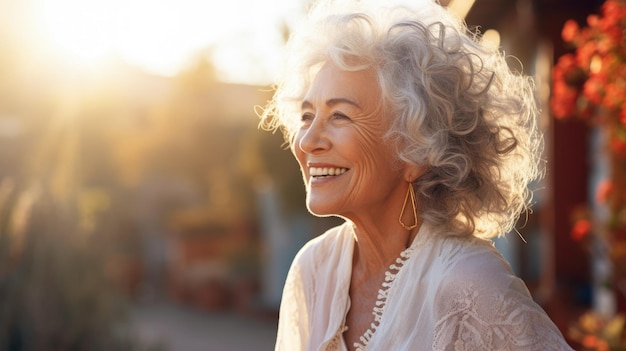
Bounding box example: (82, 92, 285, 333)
(294, 62, 409, 220)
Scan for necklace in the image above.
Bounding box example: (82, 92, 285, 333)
(351, 246, 414, 350)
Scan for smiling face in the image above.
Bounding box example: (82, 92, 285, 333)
(294, 62, 414, 221)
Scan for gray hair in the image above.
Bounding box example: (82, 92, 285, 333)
(260, 0, 543, 239)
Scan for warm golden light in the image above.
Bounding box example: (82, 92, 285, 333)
(447, 0, 476, 19)
(36, 0, 114, 67)
(481, 29, 501, 49)
(32, 0, 302, 84)
(590, 55, 602, 74)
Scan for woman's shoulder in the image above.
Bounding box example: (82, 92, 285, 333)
(426, 233, 517, 288)
(427, 234, 574, 350)
(427, 234, 546, 331)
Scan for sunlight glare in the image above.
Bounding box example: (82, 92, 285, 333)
(34, 0, 302, 83)
(37, 0, 119, 66)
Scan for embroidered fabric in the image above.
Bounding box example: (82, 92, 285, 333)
(432, 282, 571, 351)
(274, 223, 575, 351)
(324, 326, 348, 351)
(353, 248, 413, 351)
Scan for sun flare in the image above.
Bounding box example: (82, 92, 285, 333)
(33, 0, 301, 83)
(36, 0, 130, 67)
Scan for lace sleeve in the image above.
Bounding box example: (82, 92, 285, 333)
(432, 278, 574, 351)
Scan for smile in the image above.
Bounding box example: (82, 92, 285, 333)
(309, 167, 349, 178)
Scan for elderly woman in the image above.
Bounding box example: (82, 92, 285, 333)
(260, 0, 574, 350)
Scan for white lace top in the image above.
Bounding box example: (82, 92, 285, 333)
(274, 222, 575, 350)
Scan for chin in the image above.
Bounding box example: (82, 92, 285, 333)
(306, 201, 336, 218)
(307, 210, 339, 219)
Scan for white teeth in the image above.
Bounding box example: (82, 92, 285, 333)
(309, 167, 348, 177)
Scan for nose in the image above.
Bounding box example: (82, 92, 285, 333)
(297, 117, 330, 154)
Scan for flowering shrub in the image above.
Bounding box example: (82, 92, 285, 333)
(569, 311, 626, 351)
(552, 0, 626, 294)
(552, 0, 626, 347)
(552, 0, 626, 124)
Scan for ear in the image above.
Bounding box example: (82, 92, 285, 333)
(403, 163, 425, 183)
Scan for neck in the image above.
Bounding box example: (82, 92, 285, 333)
(349, 219, 417, 276)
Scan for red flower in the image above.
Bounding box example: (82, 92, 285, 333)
(587, 14, 600, 28)
(610, 137, 626, 157)
(576, 41, 598, 69)
(571, 219, 591, 241)
(583, 75, 605, 105)
(551, 80, 578, 118)
(603, 82, 626, 110)
(602, 0, 623, 28)
(553, 54, 579, 79)
(561, 19, 580, 43)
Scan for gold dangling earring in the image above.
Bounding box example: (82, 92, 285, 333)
(399, 183, 418, 230)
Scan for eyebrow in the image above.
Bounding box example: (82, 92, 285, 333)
(301, 98, 361, 110)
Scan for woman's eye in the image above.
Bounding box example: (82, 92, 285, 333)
(301, 112, 314, 124)
(332, 112, 350, 120)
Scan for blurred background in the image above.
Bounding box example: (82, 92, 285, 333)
(0, 0, 623, 350)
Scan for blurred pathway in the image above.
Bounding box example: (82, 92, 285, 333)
(131, 302, 277, 351)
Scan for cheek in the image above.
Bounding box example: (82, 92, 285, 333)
(353, 128, 393, 170)
(292, 136, 308, 173)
